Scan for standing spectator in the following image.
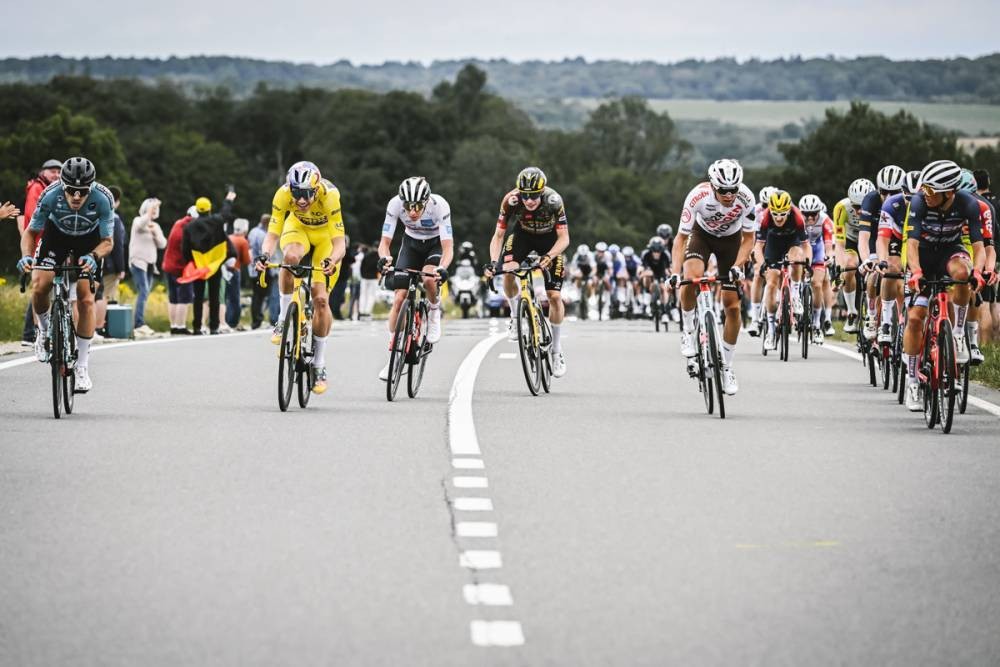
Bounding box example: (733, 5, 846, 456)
(180, 192, 237, 335)
(129, 197, 167, 336)
(224, 218, 252, 330)
(248, 213, 279, 329)
(348, 242, 364, 320)
(359, 241, 381, 319)
(163, 205, 199, 334)
(330, 234, 352, 320)
(95, 186, 127, 336)
(19, 159, 61, 346)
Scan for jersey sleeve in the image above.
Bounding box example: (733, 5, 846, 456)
(382, 198, 401, 239)
(859, 191, 881, 232)
(979, 201, 993, 245)
(822, 216, 833, 243)
(548, 192, 567, 229)
(755, 210, 770, 241)
(94, 185, 115, 238)
(907, 195, 926, 240)
(322, 186, 345, 238)
(497, 191, 518, 231)
(739, 186, 756, 232)
(965, 196, 983, 244)
(833, 202, 847, 242)
(437, 197, 454, 241)
(793, 209, 807, 242)
(268, 187, 289, 236)
(678, 186, 704, 235)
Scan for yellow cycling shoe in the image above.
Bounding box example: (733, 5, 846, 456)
(312, 367, 328, 394)
(270, 322, 283, 345)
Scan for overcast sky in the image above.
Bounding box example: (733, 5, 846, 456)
(7, 0, 998, 64)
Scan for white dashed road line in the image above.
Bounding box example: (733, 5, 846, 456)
(452, 476, 489, 489)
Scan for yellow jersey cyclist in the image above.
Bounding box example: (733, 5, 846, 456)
(255, 161, 347, 395)
(833, 178, 876, 333)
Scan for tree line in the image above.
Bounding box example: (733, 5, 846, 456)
(3, 54, 999, 103)
(1, 66, 998, 271)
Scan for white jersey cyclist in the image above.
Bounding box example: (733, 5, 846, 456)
(679, 182, 757, 238)
(382, 193, 453, 241)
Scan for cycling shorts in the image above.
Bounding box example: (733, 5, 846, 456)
(391, 234, 443, 290)
(502, 228, 565, 291)
(278, 215, 341, 285)
(35, 225, 104, 282)
(684, 225, 740, 289)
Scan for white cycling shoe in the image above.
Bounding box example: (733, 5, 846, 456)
(970, 343, 985, 366)
(877, 323, 892, 344)
(34, 331, 50, 363)
(791, 297, 803, 316)
(722, 366, 738, 395)
(74, 365, 92, 393)
(427, 308, 442, 344)
(764, 328, 775, 350)
(507, 318, 518, 342)
(823, 321, 836, 336)
(863, 317, 878, 341)
(552, 352, 566, 378)
(906, 381, 922, 411)
(843, 314, 859, 334)
(378, 361, 390, 381)
(954, 334, 969, 365)
(679, 331, 696, 357)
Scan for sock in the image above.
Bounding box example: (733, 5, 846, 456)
(77, 335, 91, 367)
(429, 299, 440, 310)
(551, 323, 561, 352)
(642, 292, 651, 306)
(824, 306, 833, 322)
(813, 308, 823, 328)
(970, 321, 980, 345)
(681, 308, 695, 333)
(751, 302, 761, 320)
(37, 312, 50, 336)
(278, 293, 292, 320)
(954, 304, 968, 331)
(767, 313, 776, 336)
(791, 280, 801, 296)
(507, 295, 519, 316)
(721, 341, 736, 367)
(845, 291, 857, 315)
(881, 299, 894, 326)
(906, 352, 918, 379)
(312, 335, 327, 367)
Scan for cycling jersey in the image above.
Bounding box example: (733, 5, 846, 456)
(908, 191, 984, 247)
(382, 193, 453, 241)
(879, 193, 910, 240)
(679, 182, 756, 238)
(593, 251, 612, 277)
(571, 250, 595, 268)
(641, 248, 670, 277)
(857, 191, 885, 255)
(29, 181, 115, 238)
(624, 256, 641, 279)
(497, 187, 567, 235)
(269, 179, 345, 283)
(833, 198, 862, 244)
(804, 212, 833, 245)
(756, 207, 807, 241)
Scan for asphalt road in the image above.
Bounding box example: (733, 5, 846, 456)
(1, 318, 998, 665)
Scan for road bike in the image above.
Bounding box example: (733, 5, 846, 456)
(261, 263, 321, 412)
(680, 276, 727, 419)
(762, 258, 810, 362)
(796, 264, 815, 359)
(911, 276, 968, 434)
(648, 276, 669, 332)
(384, 268, 439, 401)
(21, 263, 93, 419)
(876, 271, 906, 393)
(493, 259, 553, 396)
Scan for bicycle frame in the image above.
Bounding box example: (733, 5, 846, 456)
(261, 263, 315, 360)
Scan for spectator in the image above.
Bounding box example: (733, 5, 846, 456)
(180, 192, 237, 335)
(1, 201, 20, 220)
(129, 197, 167, 336)
(348, 242, 364, 320)
(248, 213, 279, 329)
(19, 159, 61, 346)
(359, 241, 381, 319)
(330, 234, 352, 320)
(163, 205, 199, 334)
(224, 217, 252, 330)
(95, 186, 127, 336)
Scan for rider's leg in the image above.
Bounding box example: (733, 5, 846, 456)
(949, 257, 972, 339)
(30, 269, 55, 337)
(765, 268, 780, 335)
(721, 287, 741, 365)
(680, 258, 704, 333)
(277, 243, 304, 322)
(75, 278, 96, 367)
(812, 266, 826, 328)
(843, 252, 859, 317)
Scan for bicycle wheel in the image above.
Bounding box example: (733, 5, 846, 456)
(296, 321, 314, 408)
(597, 285, 605, 321)
(50, 300, 64, 420)
(705, 311, 725, 419)
(278, 302, 298, 412)
(958, 359, 970, 414)
(652, 289, 660, 332)
(868, 347, 879, 387)
(63, 316, 76, 414)
(937, 320, 957, 434)
(407, 302, 429, 398)
(922, 345, 938, 429)
(698, 322, 714, 415)
(800, 285, 811, 359)
(779, 288, 790, 362)
(516, 298, 541, 396)
(387, 301, 410, 402)
(539, 314, 553, 394)
(897, 356, 907, 405)
(880, 343, 891, 390)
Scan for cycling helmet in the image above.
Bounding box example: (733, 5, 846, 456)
(287, 161, 321, 189)
(656, 223, 673, 239)
(707, 158, 743, 189)
(904, 170, 922, 195)
(459, 258, 472, 267)
(759, 186, 778, 206)
(919, 160, 962, 193)
(608, 243, 621, 254)
(595, 241, 608, 252)
(768, 190, 793, 215)
(576, 243, 590, 256)
(876, 164, 906, 193)
(516, 166, 547, 194)
(623, 246, 635, 258)
(798, 194, 824, 213)
(848, 178, 876, 206)
(399, 176, 431, 206)
(649, 238, 665, 252)
(957, 168, 978, 193)
(460, 240, 474, 251)
(60, 157, 95, 188)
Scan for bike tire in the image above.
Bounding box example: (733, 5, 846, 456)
(539, 314, 553, 394)
(387, 301, 410, 402)
(958, 360, 970, 414)
(938, 320, 956, 434)
(407, 302, 429, 398)
(897, 356, 907, 405)
(922, 344, 938, 428)
(801, 285, 811, 359)
(278, 302, 298, 412)
(516, 298, 541, 396)
(699, 323, 714, 416)
(880, 344, 891, 390)
(868, 347, 879, 387)
(296, 321, 314, 408)
(705, 311, 725, 419)
(63, 315, 76, 414)
(780, 288, 790, 362)
(50, 300, 64, 420)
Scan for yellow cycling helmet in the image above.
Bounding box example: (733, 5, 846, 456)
(768, 190, 792, 215)
(195, 197, 212, 213)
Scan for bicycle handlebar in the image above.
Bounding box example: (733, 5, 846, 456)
(487, 261, 544, 293)
(381, 268, 443, 289)
(20, 264, 96, 293)
(259, 262, 324, 287)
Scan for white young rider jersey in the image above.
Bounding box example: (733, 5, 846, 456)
(678, 182, 757, 238)
(382, 193, 453, 241)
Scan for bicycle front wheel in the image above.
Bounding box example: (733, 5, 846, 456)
(958, 359, 970, 414)
(779, 288, 790, 362)
(800, 285, 811, 359)
(387, 301, 410, 401)
(278, 302, 299, 412)
(516, 298, 541, 396)
(705, 311, 725, 419)
(407, 302, 429, 398)
(50, 300, 64, 419)
(63, 317, 76, 414)
(539, 314, 553, 394)
(297, 321, 314, 408)
(937, 320, 957, 433)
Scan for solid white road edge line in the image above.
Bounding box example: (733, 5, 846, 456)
(819, 341, 1000, 417)
(448, 333, 506, 456)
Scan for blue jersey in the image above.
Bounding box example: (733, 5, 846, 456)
(28, 181, 115, 238)
(879, 193, 909, 238)
(908, 191, 983, 247)
(858, 190, 883, 255)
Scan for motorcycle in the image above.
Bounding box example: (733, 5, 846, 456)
(451, 260, 480, 319)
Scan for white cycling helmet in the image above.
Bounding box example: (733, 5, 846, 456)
(608, 243, 621, 254)
(848, 178, 876, 206)
(399, 176, 431, 206)
(876, 165, 906, 192)
(919, 160, 962, 193)
(595, 241, 608, 252)
(798, 194, 824, 213)
(577, 243, 590, 255)
(758, 186, 778, 207)
(622, 246, 634, 257)
(905, 170, 922, 195)
(707, 159, 743, 189)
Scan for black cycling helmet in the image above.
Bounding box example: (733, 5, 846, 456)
(60, 157, 96, 188)
(656, 223, 673, 239)
(648, 238, 665, 253)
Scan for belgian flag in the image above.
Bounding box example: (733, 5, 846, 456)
(178, 205, 234, 284)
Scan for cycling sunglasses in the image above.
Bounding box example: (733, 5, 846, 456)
(402, 201, 427, 213)
(63, 184, 92, 197)
(520, 191, 543, 201)
(290, 186, 317, 200)
(714, 186, 739, 195)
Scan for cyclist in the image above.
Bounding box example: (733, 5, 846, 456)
(858, 165, 906, 341)
(656, 223, 675, 250)
(799, 194, 833, 341)
(570, 243, 595, 302)
(485, 167, 570, 377)
(749, 186, 778, 336)
(641, 236, 670, 316)
(622, 246, 643, 315)
(755, 190, 811, 350)
(957, 168, 996, 364)
(902, 160, 985, 410)
(833, 178, 876, 333)
(608, 243, 629, 314)
(457, 240, 478, 269)
(17, 157, 114, 393)
(376, 176, 453, 380)
(875, 172, 918, 345)
(255, 161, 346, 395)
(670, 158, 756, 395)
